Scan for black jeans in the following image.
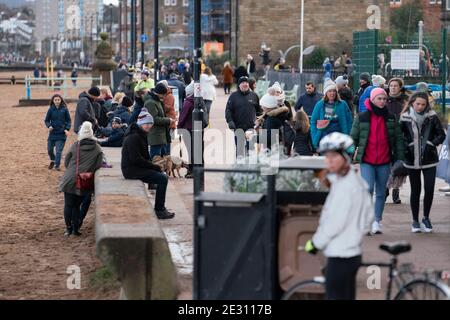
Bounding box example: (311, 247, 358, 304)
(139, 171, 169, 211)
(224, 83, 231, 94)
(408, 167, 437, 221)
(79, 194, 92, 228)
(325, 255, 361, 300)
(64, 192, 84, 231)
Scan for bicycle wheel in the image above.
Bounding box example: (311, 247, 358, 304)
(282, 277, 326, 300)
(394, 279, 450, 300)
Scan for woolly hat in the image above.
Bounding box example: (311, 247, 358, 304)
(238, 76, 249, 86)
(78, 121, 95, 141)
(260, 93, 279, 109)
(121, 96, 134, 108)
(416, 82, 430, 93)
(359, 72, 370, 83)
(370, 88, 388, 102)
(137, 108, 154, 126)
(335, 75, 349, 87)
(112, 117, 122, 124)
(186, 81, 195, 97)
(88, 86, 101, 97)
(141, 69, 150, 77)
(371, 75, 386, 87)
(388, 77, 404, 88)
(323, 79, 337, 96)
(154, 82, 168, 95)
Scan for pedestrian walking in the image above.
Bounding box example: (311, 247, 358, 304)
(222, 61, 234, 95)
(292, 109, 313, 156)
(400, 92, 446, 233)
(335, 75, 353, 115)
(233, 64, 248, 85)
(44, 94, 71, 171)
(178, 82, 195, 178)
(200, 67, 219, 123)
(74, 87, 100, 133)
(59, 121, 103, 236)
(386, 77, 409, 204)
(144, 83, 175, 159)
(353, 73, 371, 109)
(351, 88, 405, 234)
(121, 109, 175, 219)
(246, 54, 256, 79)
(310, 79, 353, 152)
(159, 80, 177, 155)
(305, 132, 373, 300)
(294, 81, 323, 117)
(358, 75, 386, 112)
(225, 76, 261, 156)
(71, 69, 78, 87)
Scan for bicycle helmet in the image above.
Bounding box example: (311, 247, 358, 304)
(319, 132, 354, 161)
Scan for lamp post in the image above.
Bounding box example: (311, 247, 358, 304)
(153, 0, 159, 79)
(192, 0, 204, 193)
(441, 0, 448, 117)
(110, 4, 113, 47)
(140, 0, 144, 66)
(299, 0, 304, 73)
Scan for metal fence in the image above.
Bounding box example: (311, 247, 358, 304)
(24, 76, 102, 100)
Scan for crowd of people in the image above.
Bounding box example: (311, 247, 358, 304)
(42, 56, 448, 245)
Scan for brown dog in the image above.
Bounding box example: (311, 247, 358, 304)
(169, 156, 190, 178)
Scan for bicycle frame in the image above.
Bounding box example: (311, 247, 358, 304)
(361, 255, 403, 300)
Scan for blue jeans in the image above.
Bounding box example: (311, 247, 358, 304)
(48, 139, 66, 168)
(360, 163, 391, 222)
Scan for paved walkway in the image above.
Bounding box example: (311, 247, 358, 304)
(112, 90, 450, 299)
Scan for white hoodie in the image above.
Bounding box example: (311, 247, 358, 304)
(200, 74, 219, 101)
(312, 168, 374, 258)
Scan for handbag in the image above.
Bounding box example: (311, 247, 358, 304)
(75, 142, 95, 191)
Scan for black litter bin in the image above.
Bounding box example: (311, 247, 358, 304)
(194, 187, 281, 300)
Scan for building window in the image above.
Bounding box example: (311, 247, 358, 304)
(183, 15, 189, 25)
(164, 13, 170, 24)
(164, 0, 171, 5)
(183, 0, 189, 6)
(171, 0, 177, 5)
(170, 14, 177, 24)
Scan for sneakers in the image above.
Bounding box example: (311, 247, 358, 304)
(185, 170, 193, 179)
(72, 230, 82, 236)
(392, 188, 401, 204)
(155, 208, 175, 220)
(54, 166, 61, 171)
(411, 221, 421, 233)
(64, 228, 72, 237)
(371, 221, 383, 235)
(438, 186, 450, 192)
(422, 217, 433, 233)
(48, 161, 55, 170)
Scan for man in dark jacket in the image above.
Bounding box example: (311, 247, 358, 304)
(336, 75, 354, 115)
(294, 81, 323, 117)
(225, 76, 261, 156)
(99, 117, 127, 147)
(353, 72, 371, 108)
(74, 87, 100, 133)
(121, 109, 175, 220)
(111, 95, 133, 125)
(233, 65, 249, 85)
(167, 70, 186, 112)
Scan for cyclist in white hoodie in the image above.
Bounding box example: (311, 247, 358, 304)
(305, 132, 374, 300)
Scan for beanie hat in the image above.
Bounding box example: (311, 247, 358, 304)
(370, 88, 388, 102)
(185, 81, 194, 97)
(360, 72, 370, 83)
(335, 75, 349, 87)
(388, 77, 404, 89)
(238, 76, 249, 86)
(88, 86, 101, 97)
(371, 75, 386, 87)
(323, 79, 337, 96)
(112, 117, 122, 124)
(141, 70, 150, 77)
(260, 93, 279, 109)
(416, 82, 430, 93)
(158, 80, 169, 88)
(121, 96, 134, 108)
(137, 108, 154, 126)
(154, 82, 168, 95)
(78, 121, 95, 141)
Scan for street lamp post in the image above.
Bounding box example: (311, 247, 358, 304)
(153, 0, 159, 79)
(299, 0, 304, 73)
(441, 0, 447, 117)
(110, 4, 113, 47)
(192, 0, 204, 193)
(140, 0, 145, 66)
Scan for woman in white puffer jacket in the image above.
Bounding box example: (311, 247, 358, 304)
(200, 67, 219, 122)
